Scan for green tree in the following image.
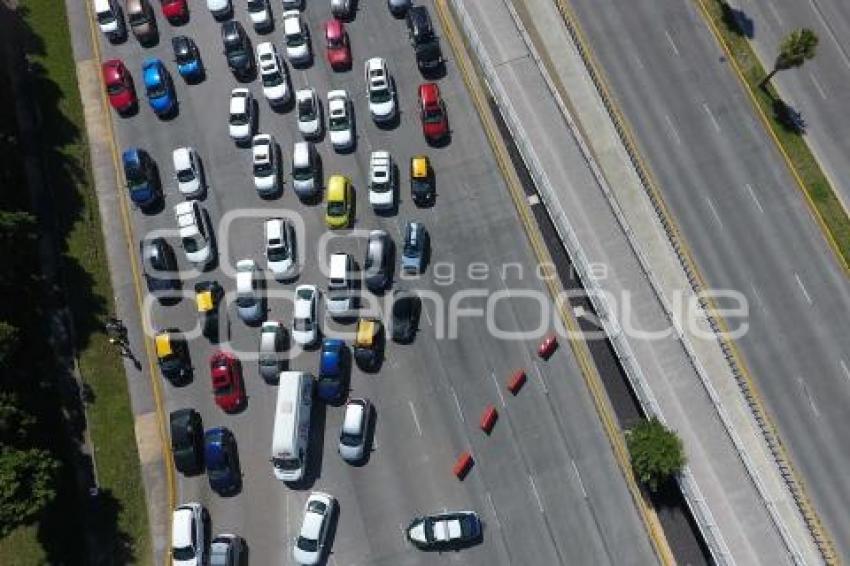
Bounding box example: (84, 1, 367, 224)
(626, 418, 686, 492)
(0, 392, 34, 446)
(0, 447, 61, 536)
(0, 321, 20, 367)
(760, 28, 819, 89)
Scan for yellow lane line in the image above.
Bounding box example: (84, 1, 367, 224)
(80, 4, 176, 564)
(433, 1, 675, 563)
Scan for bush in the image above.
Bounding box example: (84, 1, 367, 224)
(626, 418, 686, 492)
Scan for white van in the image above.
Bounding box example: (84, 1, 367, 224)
(326, 253, 353, 317)
(271, 371, 314, 482)
(93, 0, 126, 41)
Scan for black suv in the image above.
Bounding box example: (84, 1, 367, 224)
(170, 408, 204, 475)
(406, 6, 442, 72)
(221, 21, 255, 80)
(140, 237, 180, 299)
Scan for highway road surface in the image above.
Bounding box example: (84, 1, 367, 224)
(567, 0, 850, 558)
(87, 0, 659, 563)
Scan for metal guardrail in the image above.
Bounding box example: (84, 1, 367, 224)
(447, 0, 810, 563)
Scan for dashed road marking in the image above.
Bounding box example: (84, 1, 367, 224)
(664, 30, 680, 56)
(490, 371, 507, 407)
(841, 359, 850, 382)
(664, 114, 682, 145)
(534, 363, 549, 395)
(450, 387, 465, 423)
(571, 459, 588, 498)
(408, 401, 422, 436)
(702, 102, 721, 132)
(705, 196, 724, 228)
(809, 72, 828, 100)
(745, 183, 764, 214)
(794, 272, 813, 305)
(528, 475, 545, 513)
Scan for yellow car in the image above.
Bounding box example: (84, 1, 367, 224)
(410, 155, 435, 206)
(325, 174, 354, 228)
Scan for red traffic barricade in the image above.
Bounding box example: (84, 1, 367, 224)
(538, 334, 558, 359)
(507, 369, 526, 395)
(479, 405, 498, 434)
(453, 451, 474, 480)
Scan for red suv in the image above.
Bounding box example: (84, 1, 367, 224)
(102, 59, 137, 115)
(324, 19, 351, 70)
(210, 351, 245, 412)
(418, 82, 448, 143)
(160, 0, 188, 23)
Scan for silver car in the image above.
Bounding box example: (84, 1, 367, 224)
(338, 398, 370, 462)
(258, 321, 285, 382)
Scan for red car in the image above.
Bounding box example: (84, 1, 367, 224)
(160, 0, 188, 23)
(102, 59, 136, 114)
(324, 19, 351, 70)
(418, 82, 449, 143)
(210, 351, 245, 412)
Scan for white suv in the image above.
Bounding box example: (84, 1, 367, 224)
(327, 90, 353, 150)
(171, 502, 206, 566)
(368, 150, 394, 210)
(296, 88, 321, 138)
(252, 134, 280, 197)
(228, 88, 254, 143)
(264, 217, 296, 278)
(172, 146, 205, 199)
(282, 10, 311, 64)
(256, 42, 290, 106)
(364, 57, 396, 123)
(173, 201, 214, 267)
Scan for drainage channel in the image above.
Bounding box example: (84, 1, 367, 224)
(489, 96, 712, 566)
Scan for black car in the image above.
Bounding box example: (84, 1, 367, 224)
(391, 290, 421, 343)
(364, 230, 393, 292)
(155, 328, 192, 384)
(195, 280, 224, 342)
(406, 511, 482, 550)
(140, 237, 180, 299)
(406, 6, 442, 72)
(169, 408, 204, 474)
(221, 21, 254, 80)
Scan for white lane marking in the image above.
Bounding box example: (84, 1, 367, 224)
(745, 183, 764, 214)
(841, 359, 850, 383)
(807, 0, 850, 70)
(528, 475, 545, 513)
(767, 2, 784, 25)
(702, 102, 721, 132)
(422, 305, 433, 327)
(408, 401, 423, 436)
(534, 364, 549, 395)
(527, 193, 540, 205)
(450, 387, 465, 423)
(664, 30, 680, 56)
(571, 459, 588, 498)
(490, 371, 507, 407)
(664, 114, 682, 145)
(794, 272, 813, 305)
(749, 282, 764, 309)
(485, 491, 501, 529)
(797, 376, 820, 418)
(631, 52, 645, 70)
(705, 196, 724, 228)
(809, 73, 828, 100)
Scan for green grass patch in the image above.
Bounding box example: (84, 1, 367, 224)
(704, 0, 850, 266)
(0, 0, 151, 563)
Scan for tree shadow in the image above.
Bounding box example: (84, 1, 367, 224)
(771, 97, 806, 134)
(719, 1, 754, 39)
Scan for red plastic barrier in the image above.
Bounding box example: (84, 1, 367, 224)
(453, 451, 474, 479)
(538, 334, 558, 359)
(507, 370, 526, 395)
(479, 405, 498, 433)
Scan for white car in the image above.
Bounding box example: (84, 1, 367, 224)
(236, 259, 263, 323)
(171, 502, 207, 566)
(292, 141, 319, 200)
(364, 57, 396, 122)
(327, 90, 353, 150)
(368, 150, 394, 210)
(264, 218, 296, 278)
(293, 492, 335, 565)
(296, 88, 321, 138)
(252, 134, 280, 197)
(257, 42, 290, 106)
(228, 88, 254, 144)
(206, 0, 231, 19)
(246, 0, 271, 30)
(172, 146, 205, 199)
(292, 285, 318, 347)
(338, 398, 370, 462)
(173, 201, 214, 267)
(282, 10, 311, 64)
(282, 0, 301, 8)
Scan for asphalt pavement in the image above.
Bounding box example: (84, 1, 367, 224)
(567, 0, 850, 558)
(77, 0, 659, 564)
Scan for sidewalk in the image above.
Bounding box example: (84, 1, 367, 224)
(446, 0, 821, 563)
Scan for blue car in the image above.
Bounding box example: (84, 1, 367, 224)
(142, 58, 176, 116)
(122, 148, 161, 210)
(172, 36, 203, 82)
(318, 339, 347, 402)
(204, 427, 240, 495)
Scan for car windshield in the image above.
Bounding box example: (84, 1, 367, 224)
(209, 546, 229, 566)
(96, 11, 115, 24)
(214, 378, 233, 395)
(267, 245, 289, 262)
(182, 234, 203, 253)
(236, 294, 255, 308)
(294, 317, 312, 332)
(176, 167, 195, 183)
(340, 430, 362, 446)
(147, 77, 166, 97)
(247, 0, 264, 12)
(175, 46, 192, 64)
(296, 536, 318, 552)
(327, 34, 343, 48)
(404, 239, 420, 256)
(423, 105, 443, 123)
(230, 110, 248, 125)
(125, 164, 145, 186)
(262, 70, 282, 87)
(329, 112, 348, 130)
(106, 81, 125, 95)
(286, 32, 304, 47)
(372, 178, 390, 192)
(412, 177, 430, 192)
(327, 201, 345, 216)
(273, 456, 301, 470)
(298, 99, 316, 120)
(172, 545, 196, 561)
(369, 86, 392, 104)
(128, 11, 148, 25)
(254, 160, 273, 176)
(293, 165, 311, 180)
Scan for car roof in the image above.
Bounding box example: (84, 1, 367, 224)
(172, 508, 194, 548)
(325, 18, 343, 38)
(253, 137, 272, 163)
(327, 175, 347, 200)
(355, 320, 375, 347)
(230, 89, 249, 113)
(172, 146, 191, 167)
(265, 217, 284, 240)
(122, 147, 142, 165)
(293, 141, 310, 165)
(282, 9, 301, 33)
(155, 332, 173, 357)
(222, 20, 242, 41)
(256, 41, 275, 58)
(411, 155, 429, 177)
(342, 400, 365, 433)
(419, 82, 439, 104)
